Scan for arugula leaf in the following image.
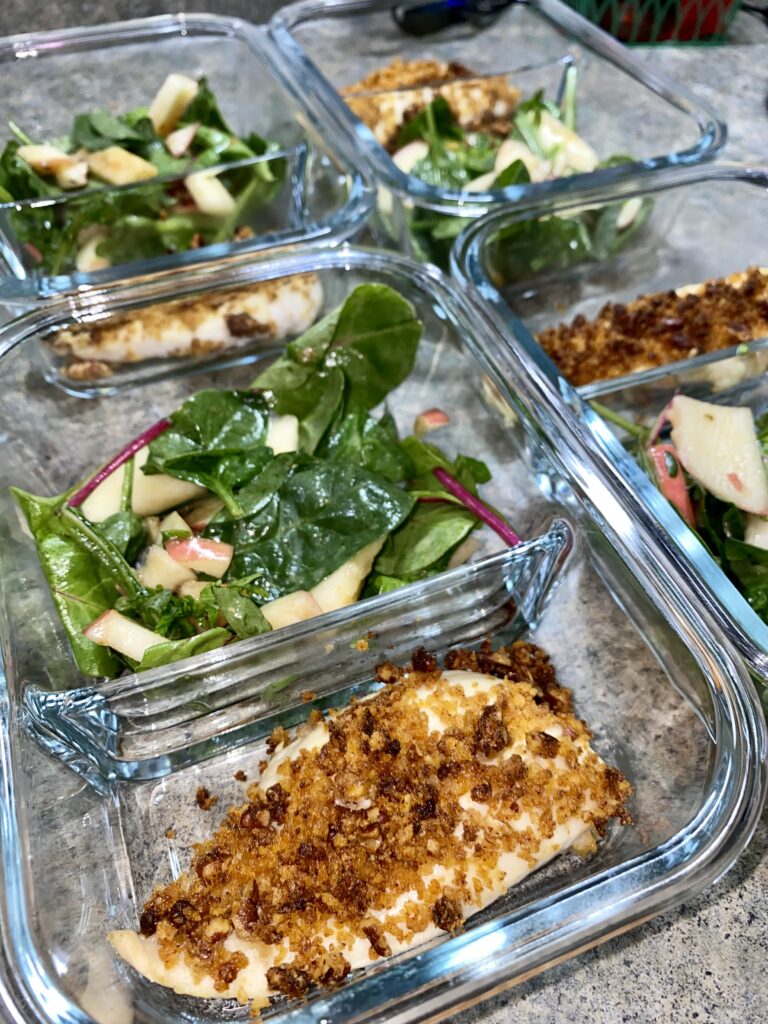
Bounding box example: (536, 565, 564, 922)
(206, 457, 415, 594)
(136, 628, 231, 671)
(11, 488, 122, 677)
(396, 97, 463, 149)
(146, 391, 271, 516)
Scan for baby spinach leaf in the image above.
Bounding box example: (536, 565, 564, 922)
(146, 390, 271, 516)
(396, 97, 463, 149)
(372, 502, 477, 580)
(317, 405, 414, 483)
(95, 511, 147, 563)
(493, 158, 530, 190)
(179, 77, 232, 132)
(210, 459, 415, 594)
(12, 488, 123, 677)
(401, 437, 490, 498)
(136, 628, 230, 671)
(209, 586, 271, 639)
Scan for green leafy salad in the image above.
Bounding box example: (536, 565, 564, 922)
(383, 77, 650, 270)
(598, 395, 768, 626)
(0, 73, 285, 276)
(13, 283, 515, 679)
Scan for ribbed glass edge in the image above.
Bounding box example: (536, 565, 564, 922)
(451, 160, 768, 676)
(267, 0, 726, 214)
(0, 246, 765, 1024)
(0, 12, 373, 304)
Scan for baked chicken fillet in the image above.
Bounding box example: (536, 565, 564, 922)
(110, 643, 630, 1005)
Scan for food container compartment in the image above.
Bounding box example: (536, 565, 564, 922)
(0, 13, 370, 303)
(0, 251, 764, 1024)
(454, 163, 768, 680)
(268, 0, 724, 266)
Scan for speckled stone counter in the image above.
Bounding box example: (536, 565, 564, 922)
(1, 3, 768, 1022)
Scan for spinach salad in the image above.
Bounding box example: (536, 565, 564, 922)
(0, 74, 285, 276)
(14, 284, 512, 679)
(597, 395, 768, 626)
(382, 76, 650, 270)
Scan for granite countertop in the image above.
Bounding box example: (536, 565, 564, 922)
(0, 3, 767, 1023)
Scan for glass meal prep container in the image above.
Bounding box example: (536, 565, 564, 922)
(0, 13, 370, 304)
(0, 245, 765, 1024)
(454, 162, 768, 687)
(268, 0, 725, 267)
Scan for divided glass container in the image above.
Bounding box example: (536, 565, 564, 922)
(269, 0, 725, 265)
(0, 13, 370, 303)
(454, 162, 768, 684)
(0, 245, 765, 1024)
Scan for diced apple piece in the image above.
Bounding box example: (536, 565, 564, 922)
(414, 408, 450, 437)
(79, 463, 126, 523)
(616, 196, 644, 231)
(745, 515, 768, 551)
(392, 140, 429, 175)
(56, 160, 89, 190)
(148, 73, 199, 137)
(145, 516, 161, 546)
(165, 121, 198, 157)
(159, 511, 192, 537)
(185, 171, 236, 216)
(260, 591, 322, 630)
(75, 231, 111, 273)
(165, 536, 233, 578)
(493, 139, 546, 182)
(131, 447, 206, 517)
(183, 495, 225, 533)
(668, 396, 768, 514)
(178, 579, 210, 600)
(266, 414, 300, 454)
(138, 546, 197, 591)
(647, 444, 695, 528)
(462, 170, 498, 193)
(538, 112, 598, 175)
(84, 609, 166, 663)
(17, 143, 73, 176)
(447, 535, 480, 569)
(310, 537, 385, 613)
(88, 146, 158, 186)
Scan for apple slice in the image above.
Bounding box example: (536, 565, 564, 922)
(310, 537, 385, 613)
(88, 146, 158, 186)
(131, 447, 207, 517)
(165, 536, 233, 578)
(159, 511, 192, 537)
(265, 414, 299, 455)
(260, 591, 322, 630)
(392, 140, 429, 175)
(538, 112, 598, 175)
(493, 138, 546, 182)
(79, 463, 126, 523)
(668, 396, 768, 514)
(647, 444, 695, 528)
(165, 122, 198, 157)
(185, 172, 236, 217)
(745, 515, 768, 551)
(148, 73, 199, 137)
(56, 160, 89, 190)
(414, 408, 449, 437)
(138, 546, 197, 592)
(183, 496, 225, 533)
(76, 231, 111, 274)
(84, 610, 166, 663)
(17, 143, 73, 176)
(178, 579, 210, 600)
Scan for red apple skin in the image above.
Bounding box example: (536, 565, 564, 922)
(414, 408, 450, 437)
(165, 537, 233, 578)
(648, 444, 695, 528)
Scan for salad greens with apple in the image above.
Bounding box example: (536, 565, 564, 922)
(597, 395, 768, 623)
(0, 73, 285, 276)
(386, 74, 650, 269)
(13, 284, 515, 679)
